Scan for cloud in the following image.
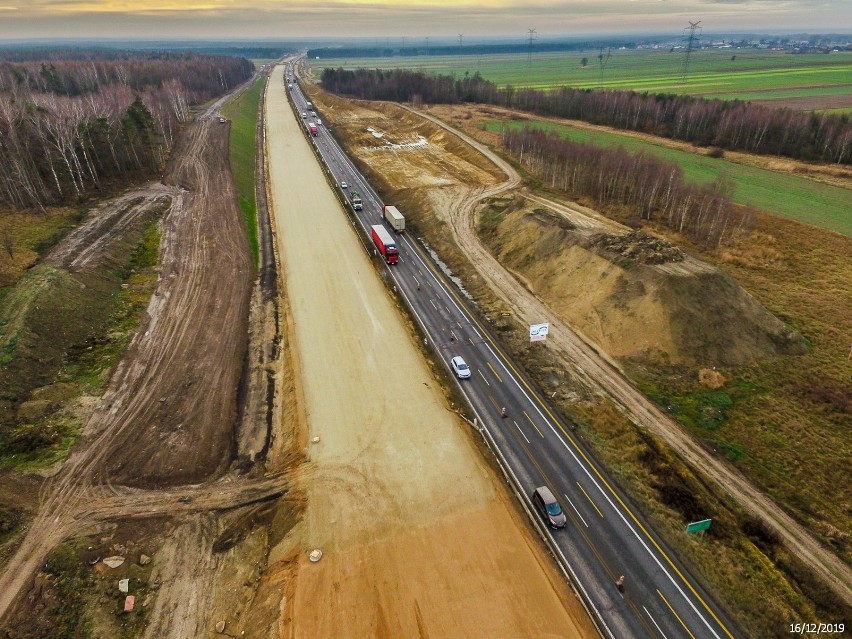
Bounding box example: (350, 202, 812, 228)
(0, 0, 849, 39)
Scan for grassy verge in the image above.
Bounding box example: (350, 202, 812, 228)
(0, 218, 163, 470)
(0, 207, 87, 288)
(482, 118, 852, 235)
(222, 75, 266, 269)
(3, 535, 154, 639)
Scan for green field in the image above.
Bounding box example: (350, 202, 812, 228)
(310, 49, 852, 105)
(484, 119, 852, 235)
(222, 76, 265, 269)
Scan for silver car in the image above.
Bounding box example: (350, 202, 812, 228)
(532, 486, 567, 529)
(450, 356, 471, 379)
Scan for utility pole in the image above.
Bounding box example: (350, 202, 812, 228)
(458, 34, 464, 48)
(597, 45, 611, 85)
(527, 28, 537, 67)
(425, 36, 430, 56)
(681, 20, 702, 83)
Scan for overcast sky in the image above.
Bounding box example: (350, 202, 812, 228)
(0, 0, 848, 41)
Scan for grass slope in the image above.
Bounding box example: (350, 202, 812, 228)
(484, 119, 852, 235)
(0, 220, 163, 469)
(222, 76, 266, 269)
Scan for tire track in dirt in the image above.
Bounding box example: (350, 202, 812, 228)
(0, 84, 273, 625)
(404, 105, 852, 607)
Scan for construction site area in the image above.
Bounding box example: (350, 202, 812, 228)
(0, 56, 849, 639)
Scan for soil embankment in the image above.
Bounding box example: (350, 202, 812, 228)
(96, 117, 253, 487)
(479, 194, 807, 367)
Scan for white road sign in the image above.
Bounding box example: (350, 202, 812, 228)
(530, 323, 549, 342)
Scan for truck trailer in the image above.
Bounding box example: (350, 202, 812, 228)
(371, 225, 398, 264)
(309, 123, 318, 136)
(382, 205, 405, 233)
(349, 191, 363, 211)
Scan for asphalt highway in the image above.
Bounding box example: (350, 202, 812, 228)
(284, 63, 741, 639)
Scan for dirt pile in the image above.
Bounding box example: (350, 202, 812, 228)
(479, 196, 807, 367)
(592, 230, 685, 265)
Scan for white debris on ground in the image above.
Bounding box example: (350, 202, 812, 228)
(362, 128, 428, 152)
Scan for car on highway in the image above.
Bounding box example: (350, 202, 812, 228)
(532, 486, 566, 529)
(301, 112, 307, 118)
(316, 118, 322, 126)
(450, 356, 471, 379)
(340, 181, 349, 190)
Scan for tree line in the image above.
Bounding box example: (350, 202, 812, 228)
(320, 68, 851, 164)
(307, 39, 635, 59)
(504, 127, 748, 247)
(0, 52, 254, 208)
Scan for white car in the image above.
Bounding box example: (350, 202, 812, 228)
(301, 112, 307, 119)
(340, 181, 349, 190)
(450, 356, 471, 379)
(316, 118, 322, 126)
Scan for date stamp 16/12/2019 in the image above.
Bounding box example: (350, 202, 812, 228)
(789, 623, 845, 634)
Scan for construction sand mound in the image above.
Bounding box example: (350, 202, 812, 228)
(479, 196, 807, 367)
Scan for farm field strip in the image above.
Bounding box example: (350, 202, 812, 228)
(483, 119, 852, 235)
(705, 85, 852, 101)
(309, 50, 852, 99)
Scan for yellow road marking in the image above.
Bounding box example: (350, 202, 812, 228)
(577, 481, 604, 518)
(523, 410, 544, 438)
(658, 589, 697, 639)
(486, 361, 503, 383)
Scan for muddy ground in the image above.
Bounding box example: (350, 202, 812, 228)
(0, 82, 297, 637)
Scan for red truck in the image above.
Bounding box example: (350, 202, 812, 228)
(309, 122, 318, 136)
(371, 225, 398, 264)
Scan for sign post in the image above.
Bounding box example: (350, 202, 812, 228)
(686, 519, 712, 534)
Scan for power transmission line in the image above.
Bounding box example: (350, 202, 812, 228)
(527, 28, 537, 67)
(597, 45, 611, 85)
(681, 20, 702, 82)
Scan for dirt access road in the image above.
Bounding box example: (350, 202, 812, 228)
(264, 65, 597, 638)
(406, 104, 852, 607)
(0, 86, 287, 633)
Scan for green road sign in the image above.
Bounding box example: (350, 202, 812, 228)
(686, 519, 712, 534)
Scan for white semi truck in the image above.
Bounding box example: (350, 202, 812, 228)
(382, 205, 405, 233)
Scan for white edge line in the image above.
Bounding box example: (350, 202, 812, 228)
(564, 493, 589, 528)
(645, 606, 670, 639)
(477, 369, 490, 386)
